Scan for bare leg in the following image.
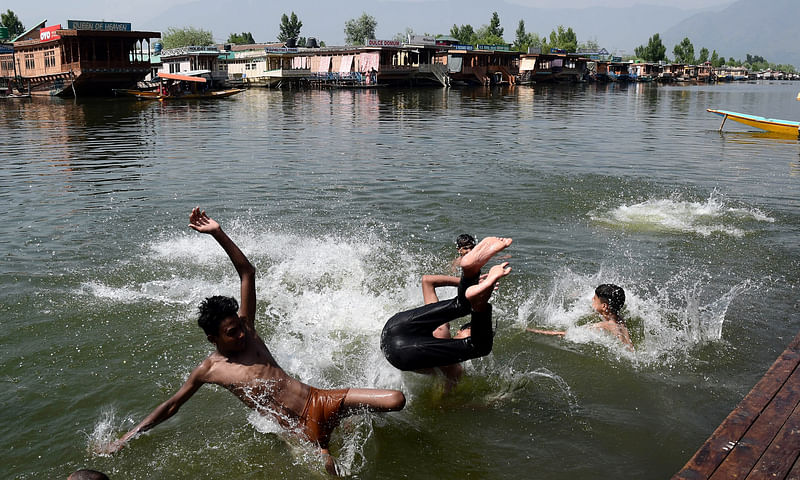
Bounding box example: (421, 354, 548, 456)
(341, 389, 406, 414)
(466, 262, 512, 312)
(422, 274, 461, 338)
(460, 237, 513, 278)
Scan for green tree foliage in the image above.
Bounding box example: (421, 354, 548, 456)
(579, 38, 601, 52)
(278, 12, 302, 43)
(344, 12, 377, 45)
(672, 37, 695, 64)
(710, 50, 723, 67)
(162, 26, 214, 49)
(227, 32, 255, 45)
(393, 27, 414, 43)
(542, 25, 577, 53)
(487, 12, 503, 39)
(634, 33, 666, 62)
(697, 47, 709, 63)
(450, 24, 475, 44)
(514, 20, 542, 52)
(1, 9, 24, 37)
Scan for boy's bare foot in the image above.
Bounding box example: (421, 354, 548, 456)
(460, 237, 512, 277)
(466, 262, 511, 311)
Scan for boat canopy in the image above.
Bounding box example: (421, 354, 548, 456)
(158, 72, 209, 83)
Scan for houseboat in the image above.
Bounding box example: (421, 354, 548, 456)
(0, 20, 159, 96)
(518, 50, 587, 84)
(629, 62, 660, 82)
(436, 44, 518, 86)
(607, 61, 632, 82)
(157, 45, 227, 86)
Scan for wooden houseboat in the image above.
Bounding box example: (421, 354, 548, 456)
(435, 44, 518, 86)
(518, 50, 587, 84)
(607, 61, 632, 82)
(218, 43, 307, 88)
(658, 63, 683, 83)
(629, 62, 660, 82)
(0, 20, 159, 97)
(157, 45, 227, 86)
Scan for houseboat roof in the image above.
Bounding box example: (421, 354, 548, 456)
(12, 19, 47, 42)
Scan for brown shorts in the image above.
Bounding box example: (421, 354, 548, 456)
(298, 387, 350, 449)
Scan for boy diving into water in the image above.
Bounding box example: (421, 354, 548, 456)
(381, 237, 512, 372)
(104, 208, 405, 475)
(527, 284, 633, 350)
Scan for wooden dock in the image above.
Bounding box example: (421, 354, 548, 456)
(673, 332, 800, 480)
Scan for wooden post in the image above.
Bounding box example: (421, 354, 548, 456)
(719, 114, 727, 132)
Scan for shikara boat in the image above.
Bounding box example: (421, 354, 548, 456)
(707, 109, 800, 137)
(121, 71, 244, 100)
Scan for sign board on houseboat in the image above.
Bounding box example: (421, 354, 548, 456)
(0, 44, 13, 54)
(477, 44, 511, 51)
(367, 39, 401, 47)
(452, 44, 475, 51)
(39, 24, 61, 43)
(67, 20, 132, 32)
(407, 35, 436, 46)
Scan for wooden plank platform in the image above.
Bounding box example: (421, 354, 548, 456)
(673, 332, 800, 480)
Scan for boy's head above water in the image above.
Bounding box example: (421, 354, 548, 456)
(593, 284, 625, 316)
(198, 295, 246, 352)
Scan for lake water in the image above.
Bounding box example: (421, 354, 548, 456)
(1, 81, 799, 479)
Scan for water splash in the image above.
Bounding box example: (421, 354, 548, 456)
(520, 267, 757, 366)
(591, 191, 774, 237)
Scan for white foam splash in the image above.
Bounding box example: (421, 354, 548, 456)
(521, 267, 756, 365)
(592, 192, 774, 237)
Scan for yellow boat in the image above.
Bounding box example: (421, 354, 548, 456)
(708, 108, 800, 137)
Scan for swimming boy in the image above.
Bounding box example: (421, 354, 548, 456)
(381, 237, 512, 373)
(527, 284, 633, 350)
(104, 208, 405, 475)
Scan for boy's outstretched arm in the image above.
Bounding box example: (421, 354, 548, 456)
(527, 328, 566, 336)
(102, 365, 206, 454)
(189, 207, 256, 329)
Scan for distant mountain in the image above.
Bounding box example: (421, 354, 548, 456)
(662, 0, 799, 66)
(139, 0, 713, 55)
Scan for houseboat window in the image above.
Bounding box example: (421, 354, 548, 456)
(44, 50, 56, 69)
(24, 53, 35, 70)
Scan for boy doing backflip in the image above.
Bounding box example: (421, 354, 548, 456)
(381, 237, 512, 373)
(105, 208, 405, 475)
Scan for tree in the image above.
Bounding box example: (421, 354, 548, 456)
(672, 37, 695, 64)
(710, 50, 723, 67)
(162, 27, 213, 49)
(227, 32, 255, 45)
(474, 24, 504, 46)
(488, 12, 503, 39)
(1, 9, 24, 37)
(579, 38, 601, 52)
(634, 33, 666, 62)
(450, 24, 476, 44)
(278, 12, 302, 43)
(394, 27, 414, 43)
(344, 12, 377, 45)
(697, 47, 709, 64)
(542, 25, 577, 53)
(514, 20, 541, 52)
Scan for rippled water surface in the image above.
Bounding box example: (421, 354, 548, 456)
(2, 81, 799, 479)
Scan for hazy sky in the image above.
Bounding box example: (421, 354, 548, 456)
(9, 0, 732, 28)
(6, 0, 734, 49)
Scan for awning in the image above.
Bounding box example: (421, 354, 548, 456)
(158, 72, 207, 83)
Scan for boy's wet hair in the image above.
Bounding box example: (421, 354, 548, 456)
(68, 470, 110, 480)
(595, 284, 625, 314)
(455, 233, 476, 249)
(198, 295, 239, 336)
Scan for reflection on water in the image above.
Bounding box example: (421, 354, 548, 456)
(1, 81, 799, 480)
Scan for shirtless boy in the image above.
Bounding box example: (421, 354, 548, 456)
(381, 237, 512, 373)
(527, 284, 633, 350)
(105, 208, 405, 475)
